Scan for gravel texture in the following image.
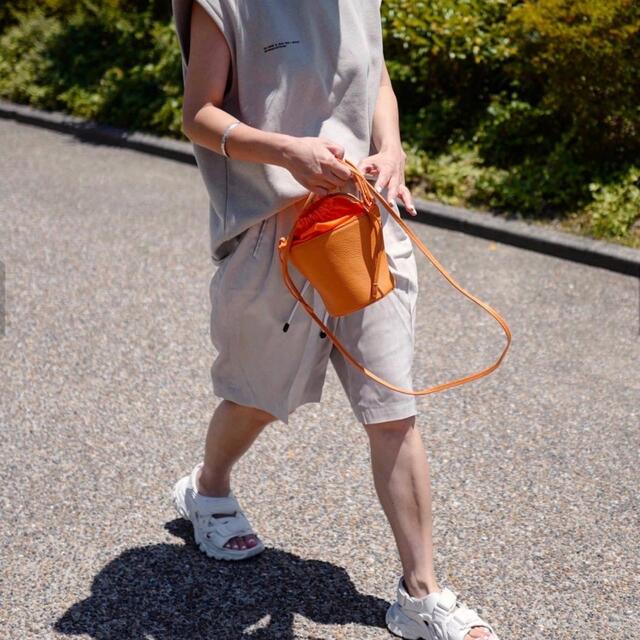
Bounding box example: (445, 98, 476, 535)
(1, 118, 638, 639)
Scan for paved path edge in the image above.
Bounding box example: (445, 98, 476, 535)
(2, 98, 639, 277)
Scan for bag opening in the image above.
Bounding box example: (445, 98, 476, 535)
(292, 193, 368, 244)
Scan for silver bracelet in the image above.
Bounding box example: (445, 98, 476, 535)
(220, 121, 241, 158)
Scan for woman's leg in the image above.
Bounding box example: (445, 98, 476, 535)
(195, 399, 276, 550)
(364, 415, 492, 640)
(364, 415, 439, 594)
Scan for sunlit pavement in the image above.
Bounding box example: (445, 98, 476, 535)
(1, 118, 638, 640)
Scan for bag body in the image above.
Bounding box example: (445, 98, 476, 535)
(288, 192, 395, 316)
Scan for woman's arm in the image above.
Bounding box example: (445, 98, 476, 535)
(371, 63, 404, 158)
(358, 62, 417, 215)
(181, 2, 351, 196)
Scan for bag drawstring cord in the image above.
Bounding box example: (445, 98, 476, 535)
(282, 279, 310, 332)
(282, 279, 330, 338)
(318, 309, 330, 339)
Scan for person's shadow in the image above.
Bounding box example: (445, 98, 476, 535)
(55, 518, 390, 639)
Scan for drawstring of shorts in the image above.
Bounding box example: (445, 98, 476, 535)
(282, 278, 330, 338)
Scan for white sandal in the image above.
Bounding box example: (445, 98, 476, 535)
(172, 463, 265, 561)
(386, 576, 500, 640)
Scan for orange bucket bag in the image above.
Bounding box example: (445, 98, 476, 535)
(277, 157, 512, 396)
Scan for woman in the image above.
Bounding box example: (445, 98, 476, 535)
(170, 1, 499, 638)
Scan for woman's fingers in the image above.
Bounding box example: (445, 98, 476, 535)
(374, 170, 392, 194)
(358, 159, 378, 176)
(309, 183, 331, 196)
(387, 173, 402, 203)
(327, 162, 352, 186)
(310, 170, 346, 194)
(397, 184, 417, 216)
(322, 139, 345, 161)
(305, 155, 416, 213)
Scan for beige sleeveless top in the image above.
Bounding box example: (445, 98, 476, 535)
(172, 0, 384, 263)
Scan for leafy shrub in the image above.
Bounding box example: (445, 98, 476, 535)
(383, 0, 639, 241)
(0, 1, 182, 135)
(504, 0, 640, 163)
(583, 167, 640, 240)
(382, 0, 518, 152)
(0, 0, 172, 32)
(0, 0, 638, 245)
(0, 11, 63, 107)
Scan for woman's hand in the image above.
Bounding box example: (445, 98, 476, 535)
(280, 136, 353, 196)
(357, 148, 417, 216)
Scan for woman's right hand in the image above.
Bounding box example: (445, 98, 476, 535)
(280, 136, 353, 196)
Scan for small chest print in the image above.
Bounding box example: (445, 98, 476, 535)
(263, 39, 300, 53)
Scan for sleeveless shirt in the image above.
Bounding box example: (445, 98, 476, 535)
(171, 0, 385, 264)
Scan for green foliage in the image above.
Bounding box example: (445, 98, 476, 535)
(504, 0, 640, 162)
(0, 11, 63, 107)
(583, 167, 640, 240)
(0, 1, 183, 135)
(403, 141, 489, 207)
(382, 0, 640, 244)
(0, 0, 638, 245)
(382, 0, 640, 164)
(381, 0, 519, 151)
(0, 0, 172, 32)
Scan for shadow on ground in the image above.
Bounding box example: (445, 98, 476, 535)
(55, 519, 389, 639)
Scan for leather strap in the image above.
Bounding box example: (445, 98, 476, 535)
(277, 157, 512, 396)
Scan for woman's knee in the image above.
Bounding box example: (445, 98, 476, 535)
(363, 414, 416, 441)
(221, 399, 278, 426)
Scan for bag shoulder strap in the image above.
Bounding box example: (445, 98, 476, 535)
(277, 158, 512, 397)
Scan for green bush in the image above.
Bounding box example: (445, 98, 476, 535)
(581, 167, 640, 241)
(382, 0, 639, 242)
(0, 0, 638, 245)
(505, 0, 640, 163)
(0, 0, 172, 32)
(382, 0, 518, 151)
(0, 1, 182, 134)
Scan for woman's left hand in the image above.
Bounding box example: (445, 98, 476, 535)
(357, 148, 418, 216)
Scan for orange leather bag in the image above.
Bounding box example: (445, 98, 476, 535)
(277, 157, 512, 396)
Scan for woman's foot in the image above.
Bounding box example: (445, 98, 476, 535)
(393, 577, 496, 640)
(172, 463, 265, 561)
(195, 464, 261, 552)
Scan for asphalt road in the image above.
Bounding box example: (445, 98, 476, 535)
(1, 118, 638, 639)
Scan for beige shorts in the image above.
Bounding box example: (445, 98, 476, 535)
(208, 186, 419, 425)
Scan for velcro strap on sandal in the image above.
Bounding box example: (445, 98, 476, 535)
(207, 511, 255, 547)
(446, 605, 494, 640)
(195, 493, 240, 514)
(435, 588, 457, 612)
(432, 587, 457, 626)
(455, 607, 479, 624)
